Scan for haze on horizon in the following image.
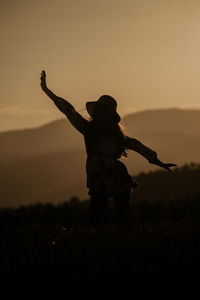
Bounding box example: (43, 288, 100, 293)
(1, 0, 200, 131)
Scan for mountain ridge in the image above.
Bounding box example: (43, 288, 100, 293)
(1, 108, 200, 207)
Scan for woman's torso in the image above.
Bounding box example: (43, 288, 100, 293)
(83, 122, 135, 195)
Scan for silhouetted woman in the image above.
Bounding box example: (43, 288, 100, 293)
(40, 70, 176, 225)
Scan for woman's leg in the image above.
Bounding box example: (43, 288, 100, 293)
(113, 189, 131, 225)
(89, 193, 109, 226)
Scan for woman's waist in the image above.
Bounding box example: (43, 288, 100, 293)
(87, 154, 119, 163)
(86, 154, 126, 171)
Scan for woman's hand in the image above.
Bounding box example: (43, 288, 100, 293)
(152, 157, 177, 172)
(160, 162, 177, 172)
(40, 70, 47, 91)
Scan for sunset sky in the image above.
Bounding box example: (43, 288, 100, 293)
(1, 0, 200, 131)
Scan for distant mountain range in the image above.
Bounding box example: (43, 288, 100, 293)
(1, 108, 200, 207)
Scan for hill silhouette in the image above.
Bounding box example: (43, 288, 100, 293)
(1, 108, 200, 157)
(123, 108, 200, 135)
(1, 108, 200, 207)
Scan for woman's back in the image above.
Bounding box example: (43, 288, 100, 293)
(83, 121, 126, 160)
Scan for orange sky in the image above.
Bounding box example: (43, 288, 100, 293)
(1, 0, 200, 131)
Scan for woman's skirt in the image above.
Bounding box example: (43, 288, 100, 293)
(86, 155, 138, 196)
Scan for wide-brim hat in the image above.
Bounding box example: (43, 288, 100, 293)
(86, 95, 121, 122)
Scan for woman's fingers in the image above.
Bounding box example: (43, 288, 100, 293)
(167, 163, 177, 167)
(40, 71, 47, 85)
(164, 163, 177, 172)
(40, 70, 46, 78)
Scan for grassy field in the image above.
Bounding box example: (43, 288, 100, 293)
(1, 163, 200, 278)
(1, 189, 200, 279)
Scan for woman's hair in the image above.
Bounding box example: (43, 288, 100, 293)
(89, 108, 128, 158)
(118, 123, 128, 157)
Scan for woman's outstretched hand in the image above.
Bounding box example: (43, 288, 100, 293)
(156, 160, 177, 172)
(40, 70, 47, 91)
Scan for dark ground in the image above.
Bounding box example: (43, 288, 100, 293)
(1, 197, 200, 279)
(1, 163, 200, 279)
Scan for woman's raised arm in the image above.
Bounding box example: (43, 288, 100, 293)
(125, 135, 177, 172)
(40, 70, 88, 134)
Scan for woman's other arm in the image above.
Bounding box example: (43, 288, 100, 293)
(125, 135, 177, 172)
(40, 70, 88, 134)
